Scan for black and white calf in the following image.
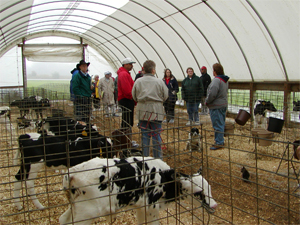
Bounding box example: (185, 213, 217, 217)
(253, 99, 277, 129)
(13, 124, 113, 210)
(293, 101, 300, 120)
(59, 157, 217, 225)
(185, 127, 202, 151)
(293, 101, 300, 111)
(38, 116, 78, 135)
(10, 96, 51, 120)
(0, 106, 14, 131)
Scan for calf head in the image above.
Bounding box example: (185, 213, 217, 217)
(293, 101, 300, 111)
(10, 99, 21, 107)
(0, 109, 10, 118)
(75, 122, 99, 138)
(39, 98, 51, 107)
(190, 127, 200, 136)
(37, 117, 76, 135)
(179, 172, 217, 213)
(254, 100, 277, 116)
(97, 135, 114, 158)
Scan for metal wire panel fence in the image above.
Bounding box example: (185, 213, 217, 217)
(0, 88, 299, 224)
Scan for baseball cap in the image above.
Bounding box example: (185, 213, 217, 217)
(121, 57, 136, 65)
(201, 66, 207, 70)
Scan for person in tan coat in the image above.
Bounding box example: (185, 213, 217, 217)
(98, 71, 117, 117)
(132, 60, 169, 159)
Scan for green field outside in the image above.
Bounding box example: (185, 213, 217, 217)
(26, 80, 299, 109)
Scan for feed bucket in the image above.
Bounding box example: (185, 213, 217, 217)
(257, 130, 274, 146)
(251, 128, 265, 143)
(224, 122, 235, 137)
(235, 109, 251, 126)
(267, 117, 284, 134)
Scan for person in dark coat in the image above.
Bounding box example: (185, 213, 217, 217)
(199, 66, 211, 115)
(71, 60, 93, 122)
(162, 68, 179, 123)
(134, 67, 144, 81)
(181, 67, 204, 125)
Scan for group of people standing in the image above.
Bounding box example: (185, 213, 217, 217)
(70, 57, 229, 158)
(70, 60, 118, 122)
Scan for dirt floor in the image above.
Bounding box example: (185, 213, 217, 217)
(0, 103, 299, 224)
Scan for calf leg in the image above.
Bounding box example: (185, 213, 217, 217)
(59, 206, 72, 225)
(27, 163, 45, 209)
(60, 204, 96, 225)
(14, 162, 45, 210)
(14, 178, 23, 210)
(185, 141, 191, 151)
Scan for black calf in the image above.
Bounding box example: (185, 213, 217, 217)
(254, 100, 277, 116)
(293, 101, 300, 111)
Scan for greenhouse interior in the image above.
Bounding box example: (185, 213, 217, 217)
(0, 1, 299, 224)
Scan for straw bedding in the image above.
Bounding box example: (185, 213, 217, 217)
(0, 109, 299, 224)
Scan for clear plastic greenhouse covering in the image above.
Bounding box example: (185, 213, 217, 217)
(0, 0, 299, 83)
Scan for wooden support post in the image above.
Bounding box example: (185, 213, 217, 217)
(80, 37, 85, 60)
(249, 82, 256, 121)
(284, 83, 291, 127)
(21, 38, 27, 96)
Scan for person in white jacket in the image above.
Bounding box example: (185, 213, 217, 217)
(98, 71, 117, 117)
(132, 60, 169, 159)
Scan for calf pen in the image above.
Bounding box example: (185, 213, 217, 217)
(0, 97, 299, 224)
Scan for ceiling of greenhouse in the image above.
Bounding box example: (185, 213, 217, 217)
(0, 0, 299, 82)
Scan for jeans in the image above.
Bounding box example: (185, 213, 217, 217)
(186, 101, 200, 122)
(139, 120, 162, 159)
(209, 107, 227, 145)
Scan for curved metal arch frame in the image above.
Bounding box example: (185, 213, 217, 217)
(245, 0, 288, 82)
(0, 0, 292, 82)
(1, 10, 153, 75)
(204, 1, 254, 82)
(131, 0, 202, 77)
(164, 0, 219, 75)
(1, 3, 174, 76)
(166, 1, 221, 68)
(1, 0, 219, 78)
(1, 1, 170, 76)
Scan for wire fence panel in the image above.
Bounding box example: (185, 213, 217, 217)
(0, 88, 299, 224)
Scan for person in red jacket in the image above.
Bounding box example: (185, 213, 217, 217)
(117, 57, 136, 128)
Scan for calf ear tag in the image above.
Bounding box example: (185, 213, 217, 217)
(100, 148, 102, 158)
(82, 130, 87, 136)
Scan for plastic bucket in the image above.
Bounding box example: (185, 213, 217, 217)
(267, 117, 284, 134)
(257, 130, 274, 146)
(251, 128, 265, 143)
(235, 109, 251, 126)
(224, 122, 235, 137)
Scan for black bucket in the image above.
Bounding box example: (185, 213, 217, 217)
(267, 117, 284, 134)
(235, 109, 251, 126)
